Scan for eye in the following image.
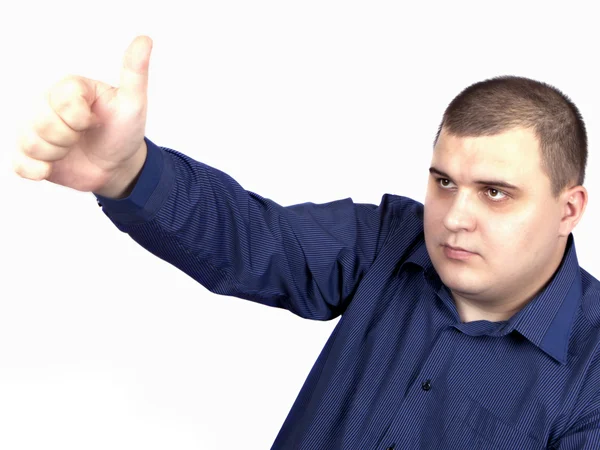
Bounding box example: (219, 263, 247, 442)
(485, 188, 507, 201)
(437, 178, 456, 189)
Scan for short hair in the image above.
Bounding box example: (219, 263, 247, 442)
(433, 75, 588, 197)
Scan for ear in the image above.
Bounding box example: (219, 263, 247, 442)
(558, 185, 588, 237)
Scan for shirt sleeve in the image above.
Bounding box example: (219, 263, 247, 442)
(94, 137, 415, 320)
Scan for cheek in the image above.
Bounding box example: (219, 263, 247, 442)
(485, 209, 545, 255)
(424, 196, 448, 228)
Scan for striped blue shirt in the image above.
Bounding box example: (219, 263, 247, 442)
(95, 137, 600, 449)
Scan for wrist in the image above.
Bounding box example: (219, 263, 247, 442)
(95, 140, 148, 199)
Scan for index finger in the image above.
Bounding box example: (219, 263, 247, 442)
(48, 75, 102, 132)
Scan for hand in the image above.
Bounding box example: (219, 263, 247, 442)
(13, 35, 153, 197)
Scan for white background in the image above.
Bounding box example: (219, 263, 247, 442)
(1, 1, 599, 449)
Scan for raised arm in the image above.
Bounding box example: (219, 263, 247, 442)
(13, 35, 404, 321)
(95, 137, 400, 320)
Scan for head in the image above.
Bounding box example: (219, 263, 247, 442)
(424, 76, 588, 314)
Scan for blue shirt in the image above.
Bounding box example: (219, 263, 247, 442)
(95, 137, 600, 449)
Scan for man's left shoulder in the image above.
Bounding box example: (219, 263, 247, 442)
(580, 268, 600, 329)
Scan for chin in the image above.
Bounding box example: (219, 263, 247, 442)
(434, 261, 487, 296)
(443, 279, 485, 298)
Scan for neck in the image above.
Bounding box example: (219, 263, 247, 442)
(453, 293, 525, 322)
(453, 239, 568, 323)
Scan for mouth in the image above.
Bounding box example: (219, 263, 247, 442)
(442, 244, 476, 260)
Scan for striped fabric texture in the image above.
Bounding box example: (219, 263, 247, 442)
(95, 137, 600, 449)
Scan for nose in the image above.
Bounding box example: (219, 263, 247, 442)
(443, 191, 476, 232)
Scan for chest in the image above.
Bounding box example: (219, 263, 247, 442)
(331, 270, 570, 449)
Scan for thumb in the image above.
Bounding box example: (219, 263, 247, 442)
(118, 35, 153, 101)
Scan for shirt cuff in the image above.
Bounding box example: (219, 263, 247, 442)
(93, 137, 175, 225)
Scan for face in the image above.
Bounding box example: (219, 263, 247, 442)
(424, 126, 568, 311)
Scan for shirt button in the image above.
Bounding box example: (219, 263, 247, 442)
(421, 379, 432, 391)
(386, 445, 395, 450)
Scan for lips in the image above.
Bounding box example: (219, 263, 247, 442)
(444, 244, 473, 253)
(442, 244, 477, 260)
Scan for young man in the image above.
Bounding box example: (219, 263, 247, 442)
(14, 36, 600, 449)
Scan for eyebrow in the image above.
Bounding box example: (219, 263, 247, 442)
(428, 167, 521, 191)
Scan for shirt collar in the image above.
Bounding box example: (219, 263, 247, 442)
(508, 234, 582, 365)
(402, 235, 433, 271)
(401, 233, 582, 365)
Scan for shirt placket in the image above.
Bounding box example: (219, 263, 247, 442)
(374, 325, 460, 449)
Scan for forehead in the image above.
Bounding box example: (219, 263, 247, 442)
(432, 127, 544, 181)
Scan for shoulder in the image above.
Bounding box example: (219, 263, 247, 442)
(375, 194, 424, 229)
(581, 268, 600, 328)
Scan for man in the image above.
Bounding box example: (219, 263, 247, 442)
(13, 35, 600, 449)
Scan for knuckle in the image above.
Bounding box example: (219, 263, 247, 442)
(57, 75, 85, 98)
(50, 76, 92, 131)
(34, 117, 79, 147)
(20, 130, 68, 162)
(12, 151, 47, 181)
(51, 77, 80, 107)
(11, 155, 25, 177)
(19, 130, 38, 158)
